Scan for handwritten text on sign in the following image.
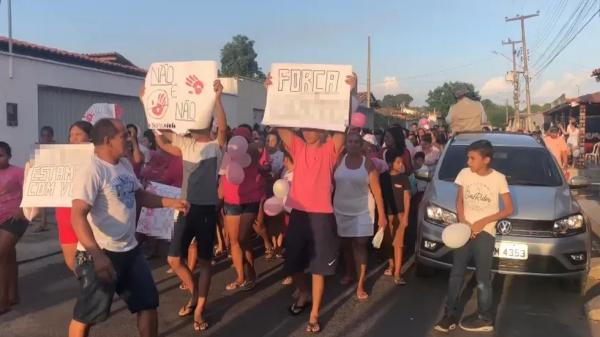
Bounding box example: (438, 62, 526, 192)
(137, 182, 181, 240)
(263, 64, 352, 132)
(143, 61, 217, 134)
(20, 144, 94, 208)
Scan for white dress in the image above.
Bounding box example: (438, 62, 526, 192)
(333, 155, 375, 237)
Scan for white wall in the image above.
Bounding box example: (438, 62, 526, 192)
(0, 52, 143, 165)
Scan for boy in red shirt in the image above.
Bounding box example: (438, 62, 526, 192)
(265, 73, 356, 334)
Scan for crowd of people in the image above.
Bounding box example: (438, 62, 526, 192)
(0, 78, 580, 336)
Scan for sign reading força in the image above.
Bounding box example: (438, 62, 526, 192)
(262, 63, 353, 132)
(142, 61, 218, 134)
(20, 144, 94, 208)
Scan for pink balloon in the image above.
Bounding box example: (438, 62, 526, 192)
(227, 136, 248, 154)
(226, 162, 245, 185)
(351, 112, 366, 128)
(264, 196, 284, 216)
(237, 152, 252, 168)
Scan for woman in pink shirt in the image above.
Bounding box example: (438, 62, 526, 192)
(0, 142, 27, 315)
(222, 128, 265, 291)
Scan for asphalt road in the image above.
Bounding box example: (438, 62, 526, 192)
(1, 241, 599, 337)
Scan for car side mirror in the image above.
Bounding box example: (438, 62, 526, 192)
(415, 170, 432, 182)
(568, 176, 590, 189)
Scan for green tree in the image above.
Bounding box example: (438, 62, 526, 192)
(220, 35, 265, 79)
(481, 99, 514, 128)
(380, 93, 414, 108)
(426, 82, 480, 118)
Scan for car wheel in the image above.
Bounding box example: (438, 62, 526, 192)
(560, 274, 587, 295)
(415, 260, 436, 278)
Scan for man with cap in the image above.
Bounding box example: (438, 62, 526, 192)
(544, 126, 569, 173)
(445, 88, 488, 134)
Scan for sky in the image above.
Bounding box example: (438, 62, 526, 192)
(1, 0, 599, 106)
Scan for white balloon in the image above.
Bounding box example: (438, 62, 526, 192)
(441, 223, 471, 249)
(272, 179, 290, 199)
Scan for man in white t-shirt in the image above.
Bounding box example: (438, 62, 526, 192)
(435, 140, 513, 333)
(68, 118, 188, 337)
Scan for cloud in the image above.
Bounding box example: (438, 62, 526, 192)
(533, 72, 595, 103)
(372, 76, 402, 97)
(480, 76, 512, 101)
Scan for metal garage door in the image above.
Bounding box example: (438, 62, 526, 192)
(38, 86, 147, 144)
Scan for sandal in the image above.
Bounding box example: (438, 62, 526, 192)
(356, 291, 369, 301)
(305, 321, 321, 334)
(265, 247, 275, 260)
(179, 283, 188, 290)
(393, 277, 406, 286)
(226, 280, 256, 291)
(178, 302, 197, 317)
(384, 268, 393, 276)
(194, 320, 209, 332)
(288, 301, 311, 316)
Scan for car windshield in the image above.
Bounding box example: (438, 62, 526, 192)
(438, 145, 563, 186)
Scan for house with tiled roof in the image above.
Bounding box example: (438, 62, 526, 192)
(0, 36, 148, 165)
(0, 36, 267, 165)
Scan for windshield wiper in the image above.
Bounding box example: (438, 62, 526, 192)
(508, 180, 552, 187)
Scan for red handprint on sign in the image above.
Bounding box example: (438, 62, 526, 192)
(151, 92, 168, 117)
(185, 75, 204, 95)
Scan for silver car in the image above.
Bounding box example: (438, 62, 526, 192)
(415, 132, 591, 291)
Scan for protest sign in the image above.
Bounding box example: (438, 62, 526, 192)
(137, 182, 181, 240)
(262, 63, 353, 132)
(82, 103, 123, 124)
(142, 61, 218, 134)
(20, 144, 94, 208)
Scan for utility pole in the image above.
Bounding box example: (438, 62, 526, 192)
(367, 36, 371, 108)
(505, 98, 509, 128)
(502, 38, 521, 121)
(506, 12, 538, 131)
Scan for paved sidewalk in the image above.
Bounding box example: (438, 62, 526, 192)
(16, 217, 61, 264)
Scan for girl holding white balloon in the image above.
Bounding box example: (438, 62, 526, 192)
(221, 127, 266, 292)
(333, 132, 387, 300)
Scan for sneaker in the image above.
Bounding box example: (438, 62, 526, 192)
(459, 313, 494, 332)
(434, 315, 457, 333)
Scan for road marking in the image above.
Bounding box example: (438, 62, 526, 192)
(263, 254, 415, 337)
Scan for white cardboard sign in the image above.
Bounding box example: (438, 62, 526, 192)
(82, 103, 123, 124)
(142, 61, 218, 134)
(136, 182, 181, 240)
(262, 63, 352, 131)
(20, 144, 94, 208)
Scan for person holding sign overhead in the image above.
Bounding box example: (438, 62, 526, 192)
(264, 71, 356, 334)
(68, 119, 189, 337)
(149, 79, 227, 332)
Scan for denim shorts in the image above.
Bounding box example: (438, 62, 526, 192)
(72, 246, 159, 324)
(223, 202, 260, 216)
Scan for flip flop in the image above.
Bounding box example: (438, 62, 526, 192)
(306, 321, 321, 334)
(178, 302, 197, 317)
(356, 292, 369, 301)
(393, 277, 407, 286)
(194, 320, 209, 332)
(288, 301, 311, 316)
(384, 268, 393, 276)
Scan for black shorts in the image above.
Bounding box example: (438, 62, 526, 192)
(72, 246, 158, 324)
(283, 210, 340, 276)
(168, 204, 217, 261)
(0, 217, 29, 239)
(223, 202, 260, 216)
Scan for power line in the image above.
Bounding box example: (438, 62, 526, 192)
(534, 7, 600, 78)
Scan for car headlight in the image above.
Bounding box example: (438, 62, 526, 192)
(553, 214, 585, 236)
(425, 204, 458, 226)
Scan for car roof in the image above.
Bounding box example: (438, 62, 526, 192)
(450, 132, 543, 148)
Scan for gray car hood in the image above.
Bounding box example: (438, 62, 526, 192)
(426, 180, 580, 221)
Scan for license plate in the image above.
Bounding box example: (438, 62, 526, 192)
(493, 241, 528, 260)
